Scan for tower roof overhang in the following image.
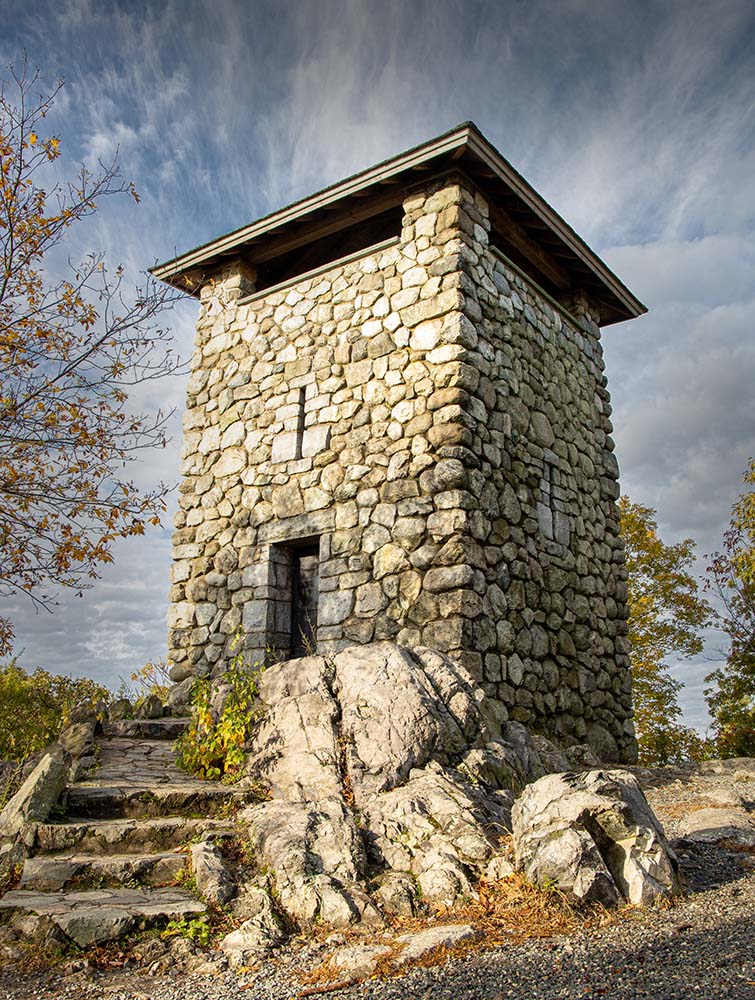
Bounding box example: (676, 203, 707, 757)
(151, 122, 646, 327)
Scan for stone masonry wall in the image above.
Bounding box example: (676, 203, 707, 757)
(168, 172, 635, 763)
(440, 182, 634, 762)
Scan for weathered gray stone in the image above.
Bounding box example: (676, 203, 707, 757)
(395, 923, 479, 964)
(246, 655, 341, 800)
(326, 942, 393, 979)
(0, 841, 26, 879)
(0, 748, 68, 839)
(58, 723, 94, 760)
(19, 852, 187, 892)
(676, 807, 755, 846)
(220, 887, 284, 966)
(136, 694, 164, 720)
(0, 887, 206, 948)
(240, 641, 600, 925)
(484, 854, 515, 880)
(364, 763, 509, 900)
(372, 871, 418, 916)
(512, 770, 681, 907)
(34, 815, 231, 855)
(242, 797, 379, 928)
(165, 676, 194, 711)
(108, 698, 133, 721)
(331, 642, 492, 799)
(55, 906, 136, 946)
(191, 841, 236, 904)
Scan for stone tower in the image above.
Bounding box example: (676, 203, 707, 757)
(153, 123, 646, 763)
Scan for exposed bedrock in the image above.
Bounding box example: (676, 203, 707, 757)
(239, 640, 668, 928)
(512, 769, 682, 907)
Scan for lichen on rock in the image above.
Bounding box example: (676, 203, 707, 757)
(239, 640, 624, 925)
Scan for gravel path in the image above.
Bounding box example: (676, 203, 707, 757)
(2, 760, 754, 1000)
(2, 842, 753, 1000)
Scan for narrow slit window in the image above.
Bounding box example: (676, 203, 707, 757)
(294, 387, 306, 460)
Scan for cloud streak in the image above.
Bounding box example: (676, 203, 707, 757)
(2, 0, 753, 731)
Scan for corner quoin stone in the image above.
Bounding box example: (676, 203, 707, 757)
(157, 124, 645, 763)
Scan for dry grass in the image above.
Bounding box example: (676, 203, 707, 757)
(651, 798, 721, 820)
(456, 873, 582, 944)
(299, 872, 622, 990)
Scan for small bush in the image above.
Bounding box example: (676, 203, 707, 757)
(175, 636, 263, 782)
(0, 660, 111, 761)
(121, 658, 172, 711)
(161, 915, 213, 948)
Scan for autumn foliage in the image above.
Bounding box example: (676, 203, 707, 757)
(619, 496, 712, 764)
(0, 660, 110, 761)
(705, 459, 755, 757)
(0, 60, 181, 650)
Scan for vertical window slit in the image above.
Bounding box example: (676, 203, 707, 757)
(294, 387, 306, 460)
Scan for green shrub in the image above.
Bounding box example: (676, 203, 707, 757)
(175, 636, 263, 782)
(161, 915, 213, 948)
(0, 661, 111, 761)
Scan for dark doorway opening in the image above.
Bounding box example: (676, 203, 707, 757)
(290, 543, 319, 657)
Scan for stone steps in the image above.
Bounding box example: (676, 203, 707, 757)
(19, 851, 188, 892)
(101, 718, 191, 740)
(34, 816, 235, 855)
(0, 886, 206, 947)
(65, 782, 243, 819)
(0, 717, 246, 959)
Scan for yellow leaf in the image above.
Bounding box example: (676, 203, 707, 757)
(28, 132, 37, 146)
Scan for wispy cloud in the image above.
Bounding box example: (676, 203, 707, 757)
(2, 0, 753, 730)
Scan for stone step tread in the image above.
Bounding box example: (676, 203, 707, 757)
(34, 816, 235, 855)
(96, 737, 179, 754)
(68, 782, 240, 797)
(0, 887, 205, 947)
(95, 739, 178, 758)
(19, 851, 188, 892)
(90, 742, 186, 781)
(63, 782, 245, 819)
(101, 718, 191, 740)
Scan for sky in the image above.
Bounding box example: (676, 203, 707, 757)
(2, 0, 754, 730)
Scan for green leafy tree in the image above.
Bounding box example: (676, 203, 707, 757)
(0, 660, 110, 760)
(705, 459, 755, 757)
(619, 496, 712, 764)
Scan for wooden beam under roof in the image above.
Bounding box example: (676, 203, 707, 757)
(151, 122, 646, 324)
(489, 202, 572, 292)
(247, 188, 404, 265)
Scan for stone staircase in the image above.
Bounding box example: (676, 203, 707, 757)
(0, 718, 246, 950)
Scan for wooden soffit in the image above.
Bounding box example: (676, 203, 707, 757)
(151, 123, 646, 327)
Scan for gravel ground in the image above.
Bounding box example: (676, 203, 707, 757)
(2, 843, 753, 1000)
(2, 762, 754, 1000)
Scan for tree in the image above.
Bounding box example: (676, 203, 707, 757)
(0, 659, 110, 761)
(619, 496, 712, 765)
(705, 459, 755, 757)
(0, 59, 182, 651)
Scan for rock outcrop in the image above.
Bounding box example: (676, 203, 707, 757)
(240, 642, 608, 926)
(0, 640, 686, 970)
(190, 840, 237, 905)
(0, 747, 69, 842)
(677, 807, 755, 846)
(512, 769, 682, 907)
